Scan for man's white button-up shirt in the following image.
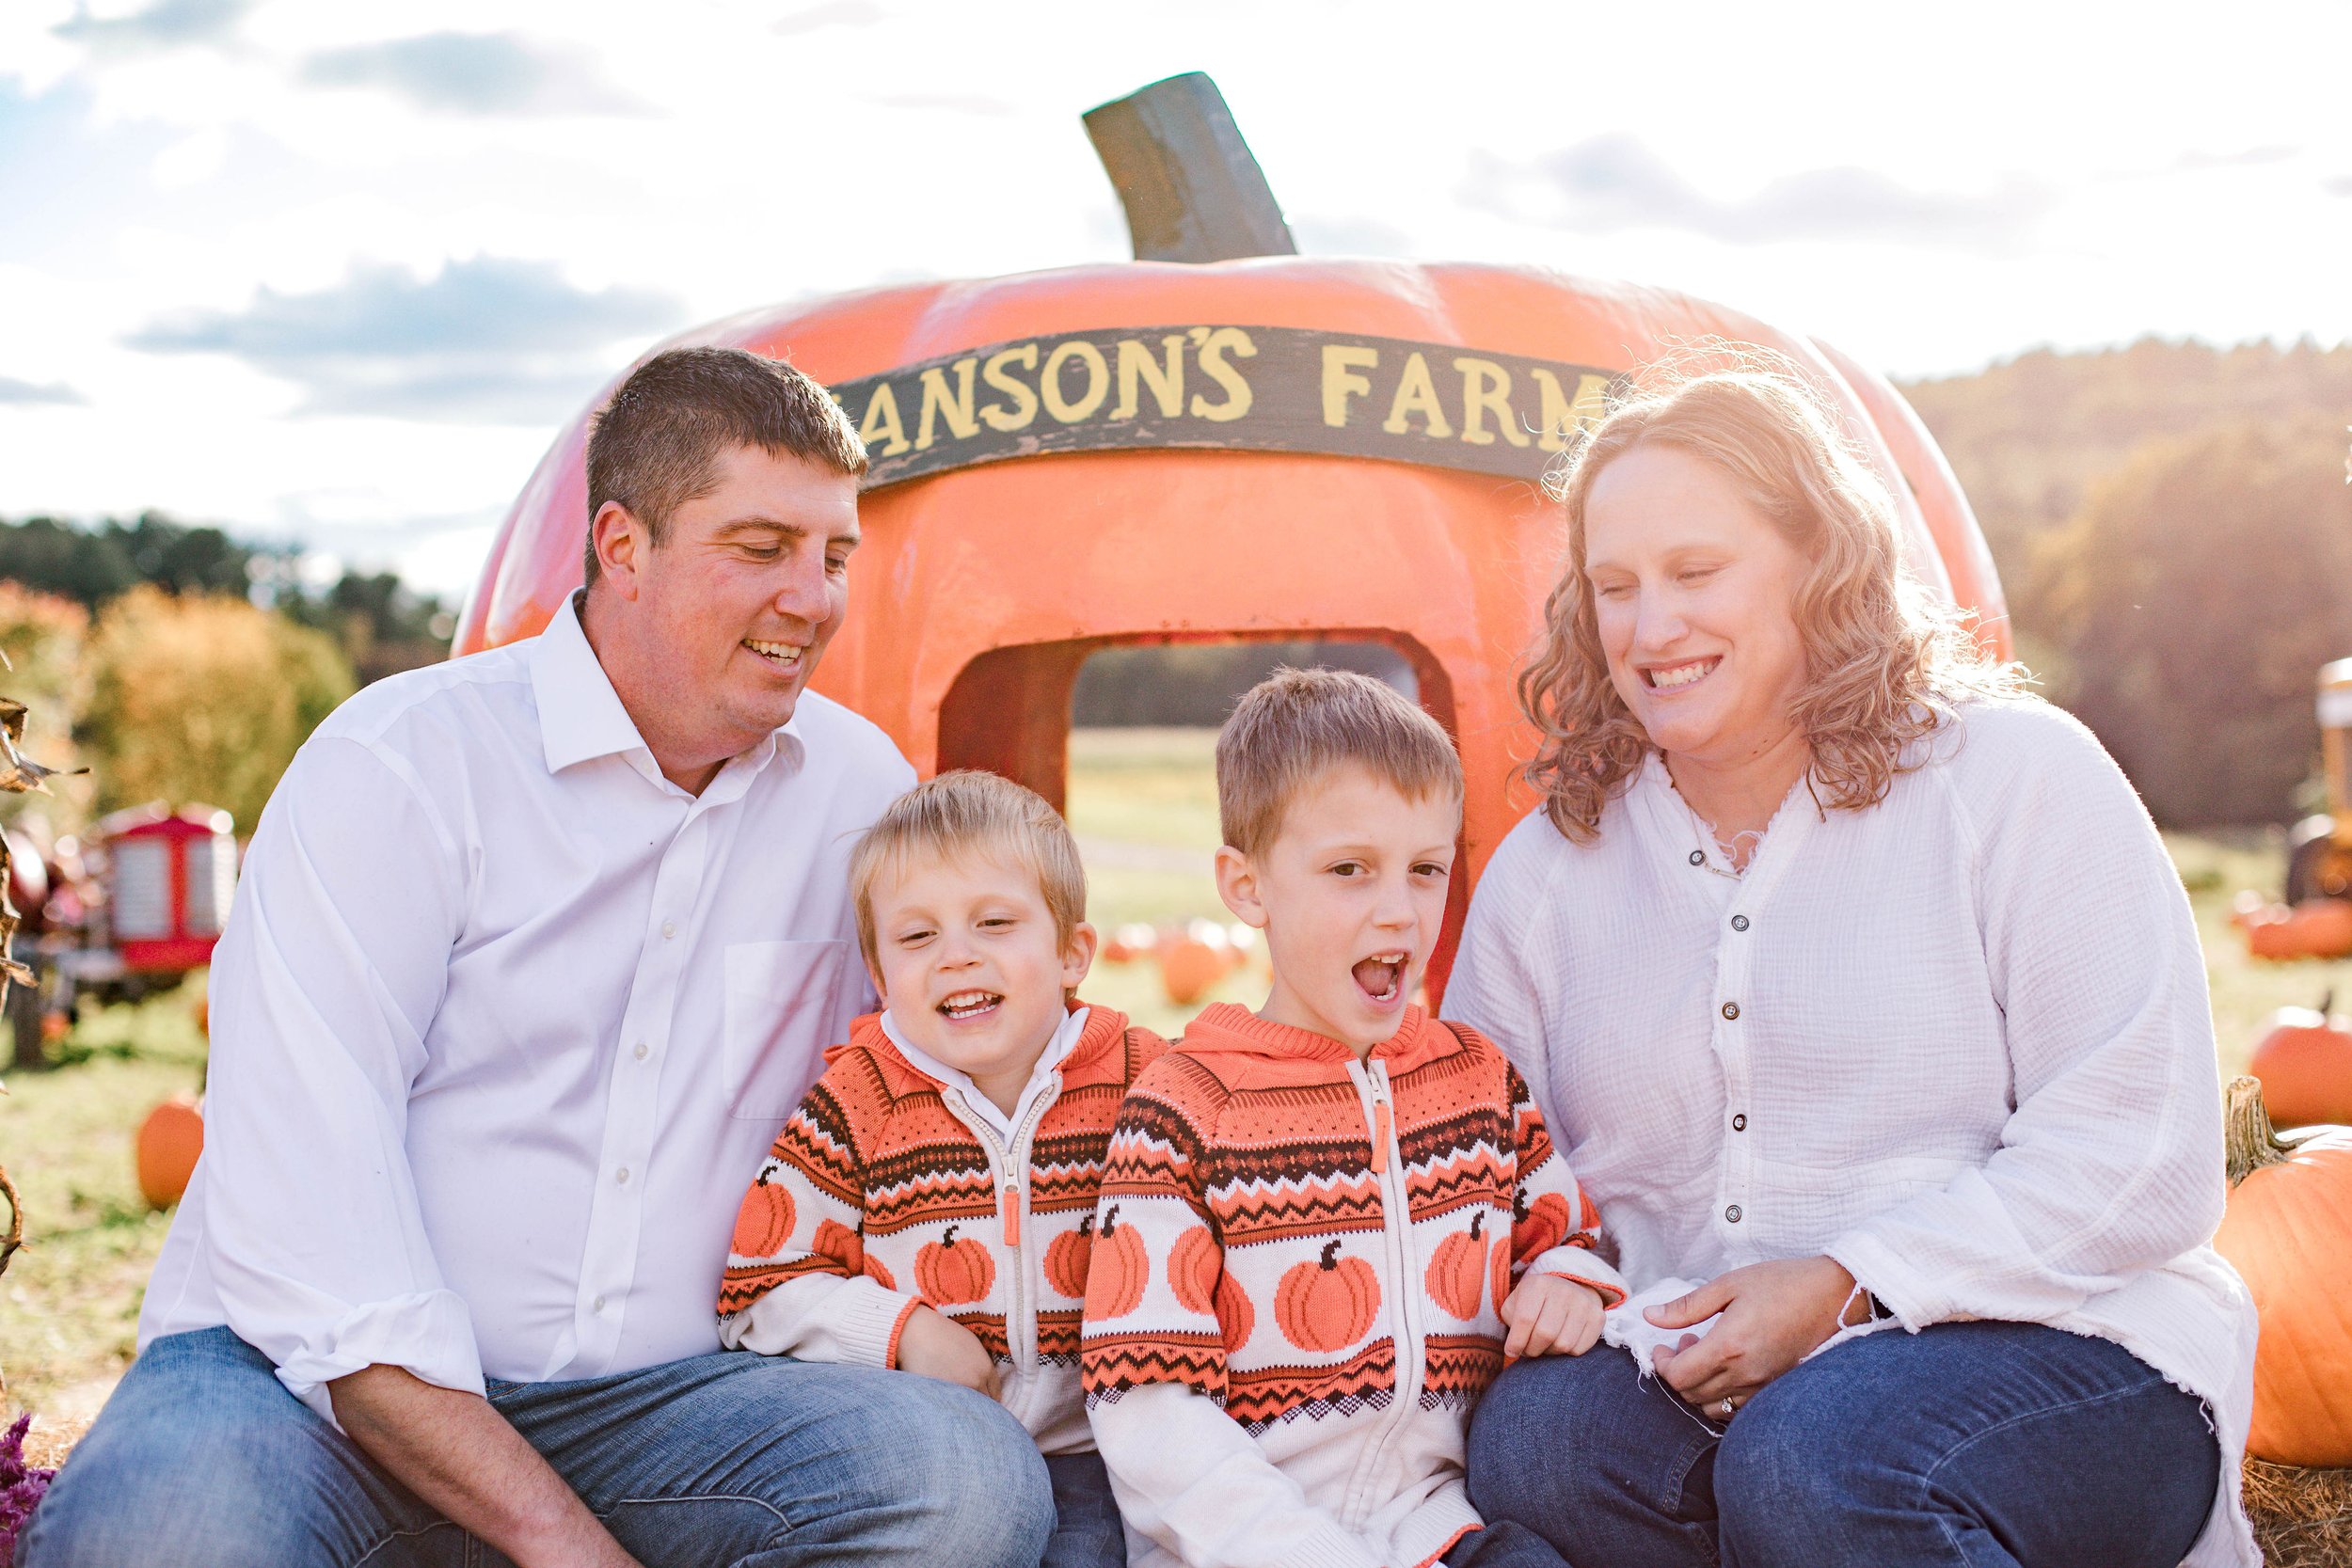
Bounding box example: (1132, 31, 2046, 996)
(138, 595, 915, 1418)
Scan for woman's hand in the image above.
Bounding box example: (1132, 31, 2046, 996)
(895, 1306, 1001, 1399)
(1500, 1274, 1610, 1358)
(1645, 1256, 1860, 1413)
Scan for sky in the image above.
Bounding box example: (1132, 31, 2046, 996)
(2, 0, 2348, 599)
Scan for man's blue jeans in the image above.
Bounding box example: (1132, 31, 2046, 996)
(18, 1326, 1062, 1568)
(1465, 1321, 2219, 1568)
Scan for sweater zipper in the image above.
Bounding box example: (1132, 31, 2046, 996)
(945, 1080, 1060, 1422)
(1343, 1057, 1423, 1530)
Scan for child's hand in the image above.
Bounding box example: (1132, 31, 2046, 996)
(1500, 1275, 1608, 1358)
(896, 1306, 1001, 1399)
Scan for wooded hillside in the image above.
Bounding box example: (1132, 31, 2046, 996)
(1898, 339, 2352, 825)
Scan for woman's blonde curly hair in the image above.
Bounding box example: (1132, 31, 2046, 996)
(1519, 353, 2023, 843)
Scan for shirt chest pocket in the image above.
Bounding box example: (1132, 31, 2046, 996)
(722, 940, 860, 1120)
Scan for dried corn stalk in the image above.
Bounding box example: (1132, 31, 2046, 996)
(0, 665, 79, 1280)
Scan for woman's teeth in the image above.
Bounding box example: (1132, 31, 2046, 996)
(1645, 657, 1719, 691)
(744, 638, 804, 671)
(938, 990, 1002, 1021)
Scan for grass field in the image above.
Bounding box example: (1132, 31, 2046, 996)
(0, 728, 2328, 1430)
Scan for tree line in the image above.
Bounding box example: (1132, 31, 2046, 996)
(1898, 338, 2352, 826)
(4, 334, 2347, 833)
(0, 514, 454, 835)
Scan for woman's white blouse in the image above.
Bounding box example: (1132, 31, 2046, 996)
(1443, 700, 2259, 1568)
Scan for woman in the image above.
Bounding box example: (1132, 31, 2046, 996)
(1444, 362, 2256, 1568)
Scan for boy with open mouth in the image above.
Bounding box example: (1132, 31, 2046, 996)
(1081, 669, 1626, 1568)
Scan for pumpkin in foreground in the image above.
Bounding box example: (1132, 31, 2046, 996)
(2212, 1076, 2352, 1466)
(2249, 1003, 2352, 1128)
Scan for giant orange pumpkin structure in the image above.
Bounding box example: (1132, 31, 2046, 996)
(455, 74, 2010, 1003)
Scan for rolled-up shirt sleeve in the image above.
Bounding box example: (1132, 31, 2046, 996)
(199, 733, 480, 1421)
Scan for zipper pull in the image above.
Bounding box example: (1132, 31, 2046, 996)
(1370, 1097, 1391, 1174)
(1002, 1184, 1021, 1247)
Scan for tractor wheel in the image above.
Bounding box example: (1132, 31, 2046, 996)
(2285, 816, 2352, 904)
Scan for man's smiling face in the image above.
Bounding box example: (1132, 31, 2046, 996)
(592, 442, 861, 777)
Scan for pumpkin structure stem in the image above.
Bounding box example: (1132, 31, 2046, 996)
(2226, 1075, 2300, 1187)
(1318, 1238, 1340, 1270)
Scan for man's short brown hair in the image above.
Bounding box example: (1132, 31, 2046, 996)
(1216, 667, 1464, 857)
(848, 770, 1089, 975)
(583, 345, 867, 586)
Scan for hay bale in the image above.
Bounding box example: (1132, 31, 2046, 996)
(2245, 1456, 2352, 1567)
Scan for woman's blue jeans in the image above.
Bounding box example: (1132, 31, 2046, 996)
(17, 1325, 1070, 1568)
(1465, 1321, 2219, 1568)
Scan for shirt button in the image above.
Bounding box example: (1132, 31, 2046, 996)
(1725, 1205, 1743, 1223)
(660, 921, 676, 940)
(615, 1166, 631, 1185)
(1731, 914, 1750, 932)
(1732, 1114, 1747, 1132)
(633, 1041, 650, 1061)
(1688, 850, 1706, 866)
(592, 1294, 607, 1312)
(1721, 1002, 1740, 1021)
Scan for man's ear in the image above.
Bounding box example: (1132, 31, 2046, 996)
(590, 501, 647, 599)
(1215, 846, 1266, 929)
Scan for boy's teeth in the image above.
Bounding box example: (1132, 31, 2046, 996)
(939, 990, 1001, 1019)
(1351, 954, 1406, 1002)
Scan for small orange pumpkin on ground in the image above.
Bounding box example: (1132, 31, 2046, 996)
(729, 1175, 796, 1259)
(1159, 940, 1226, 1006)
(915, 1225, 995, 1306)
(1044, 1213, 1095, 1298)
(1276, 1239, 1381, 1353)
(2212, 1076, 2352, 1466)
(2247, 899, 2352, 961)
(1512, 1191, 1570, 1259)
(135, 1094, 204, 1211)
(1085, 1206, 1149, 1319)
(2249, 999, 2352, 1128)
(1425, 1212, 1488, 1319)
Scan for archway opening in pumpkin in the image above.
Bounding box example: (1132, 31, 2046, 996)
(933, 634, 1457, 1037)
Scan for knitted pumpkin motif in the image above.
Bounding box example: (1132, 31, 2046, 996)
(1489, 1227, 1514, 1319)
(1044, 1213, 1095, 1299)
(813, 1217, 865, 1275)
(864, 1254, 898, 1291)
(915, 1226, 995, 1306)
(1169, 1225, 1220, 1314)
(1425, 1212, 1488, 1320)
(1512, 1191, 1570, 1259)
(729, 1175, 796, 1259)
(1276, 1239, 1380, 1353)
(1085, 1205, 1149, 1320)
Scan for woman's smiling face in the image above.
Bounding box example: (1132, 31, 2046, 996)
(1582, 442, 1813, 768)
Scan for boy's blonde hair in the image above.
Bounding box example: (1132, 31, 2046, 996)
(849, 770, 1088, 973)
(1216, 668, 1464, 857)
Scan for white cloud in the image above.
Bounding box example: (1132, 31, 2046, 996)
(0, 0, 2346, 587)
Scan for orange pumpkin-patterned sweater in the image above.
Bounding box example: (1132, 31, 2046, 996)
(719, 1002, 1166, 1455)
(1081, 1003, 1625, 1568)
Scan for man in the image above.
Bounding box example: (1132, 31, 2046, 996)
(23, 348, 1057, 1568)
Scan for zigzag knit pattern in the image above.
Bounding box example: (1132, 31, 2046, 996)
(720, 1005, 1166, 1374)
(1080, 1005, 1624, 1439)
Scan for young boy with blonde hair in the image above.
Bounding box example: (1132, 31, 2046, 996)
(720, 769, 1164, 1568)
(1081, 670, 1624, 1568)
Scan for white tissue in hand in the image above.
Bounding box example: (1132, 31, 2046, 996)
(1601, 1277, 1722, 1377)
